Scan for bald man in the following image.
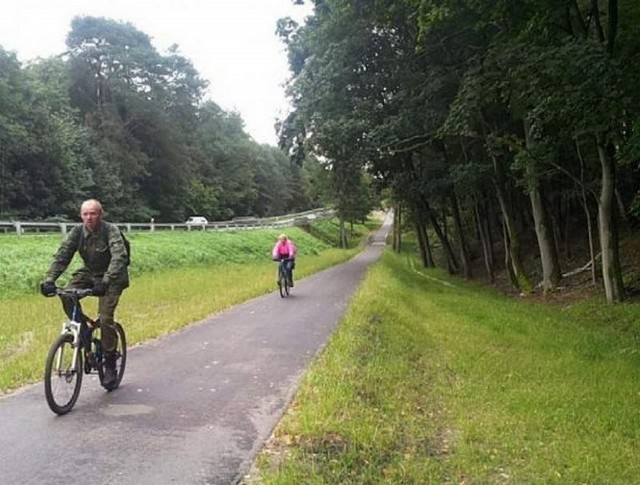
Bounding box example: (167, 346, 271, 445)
(42, 199, 129, 387)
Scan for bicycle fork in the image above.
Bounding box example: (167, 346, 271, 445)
(54, 320, 81, 375)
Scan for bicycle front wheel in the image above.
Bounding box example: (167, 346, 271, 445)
(44, 333, 83, 415)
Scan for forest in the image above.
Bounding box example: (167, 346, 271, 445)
(278, 0, 640, 302)
(0, 16, 339, 224)
(3, 1, 640, 303)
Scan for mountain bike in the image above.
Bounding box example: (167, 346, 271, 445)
(43, 287, 127, 415)
(276, 258, 293, 298)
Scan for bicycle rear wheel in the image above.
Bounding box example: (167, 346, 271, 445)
(44, 333, 83, 415)
(98, 322, 127, 391)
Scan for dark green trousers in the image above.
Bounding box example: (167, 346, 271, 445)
(60, 270, 122, 352)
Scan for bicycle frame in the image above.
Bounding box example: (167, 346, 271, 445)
(54, 291, 95, 373)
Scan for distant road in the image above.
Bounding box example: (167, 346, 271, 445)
(0, 213, 392, 484)
(0, 208, 334, 235)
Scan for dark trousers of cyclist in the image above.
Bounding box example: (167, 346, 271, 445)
(284, 259, 295, 285)
(275, 259, 294, 285)
(60, 271, 121, 353)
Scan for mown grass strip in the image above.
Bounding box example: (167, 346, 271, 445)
(0, 227, 330, 298)
(251, 250, 640, 484)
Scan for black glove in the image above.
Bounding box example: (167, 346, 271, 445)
(92, 280, 107, 296)
(40, 280, 56, 297)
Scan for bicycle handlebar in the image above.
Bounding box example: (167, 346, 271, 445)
(45, 287, 95, 299)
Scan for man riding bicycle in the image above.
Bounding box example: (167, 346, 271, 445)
(40, 199, 129, 388)
(272, 233, 297, 287)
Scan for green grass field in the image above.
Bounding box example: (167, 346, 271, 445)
(0, 227, 325, 297)
(251, 250, 640, 484)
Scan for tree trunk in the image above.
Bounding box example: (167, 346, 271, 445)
(415, 217, 435, 268)
(530, 184, 562, 293)
(486, 197, 496, 267)
(491, 154, 533, 293)
(415, 220, 428, 267)
(442, 204, 448, 241)
(415, 212, 435, 268)
(451, 193, 472, 278)
(582, 191, 598, 286)
(474, 199, 495, 283)
(560, 197, 570, 259)
(423, 223, 435, 268)
(524, 120, 562, 293)
(596, 135, 624, 302)
(615, 187, 627, 224)
(576, 138, 598, 285)
(339, 217, 348, 249)
(422, 198, 459, 274)
(502, 220, 519, 289)
(393, 203, 402, 252)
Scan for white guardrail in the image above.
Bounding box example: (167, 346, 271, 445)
(0, 208, 335, 236)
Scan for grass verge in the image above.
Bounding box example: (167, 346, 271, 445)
(250, 250, 640, 484)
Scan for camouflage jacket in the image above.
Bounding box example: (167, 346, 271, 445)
(45, 221, 129, 290)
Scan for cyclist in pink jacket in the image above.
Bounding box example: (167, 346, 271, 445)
(272, 233, 297, 286)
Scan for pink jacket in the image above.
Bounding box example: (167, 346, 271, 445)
(272, 240, 297, 260)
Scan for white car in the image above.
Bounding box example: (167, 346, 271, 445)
(185, 216, 208, 225)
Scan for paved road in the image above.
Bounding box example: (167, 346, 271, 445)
(0, 215, 391, 485)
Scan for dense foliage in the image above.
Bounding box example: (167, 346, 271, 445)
(280, 0, 640, 302)
(0, 17, 324, 223)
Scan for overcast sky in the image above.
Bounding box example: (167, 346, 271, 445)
(0, 0, 313, 145)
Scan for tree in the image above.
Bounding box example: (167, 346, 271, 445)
(0, 47, 33, 217)
(281, 0, 640, 302)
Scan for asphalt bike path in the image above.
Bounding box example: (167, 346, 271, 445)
(0, 214, 391, 485)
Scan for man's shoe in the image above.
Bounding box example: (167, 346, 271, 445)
(288, 280, 294, 287)
(102, 352, 118, 389)
(103, 367, 117, 388)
